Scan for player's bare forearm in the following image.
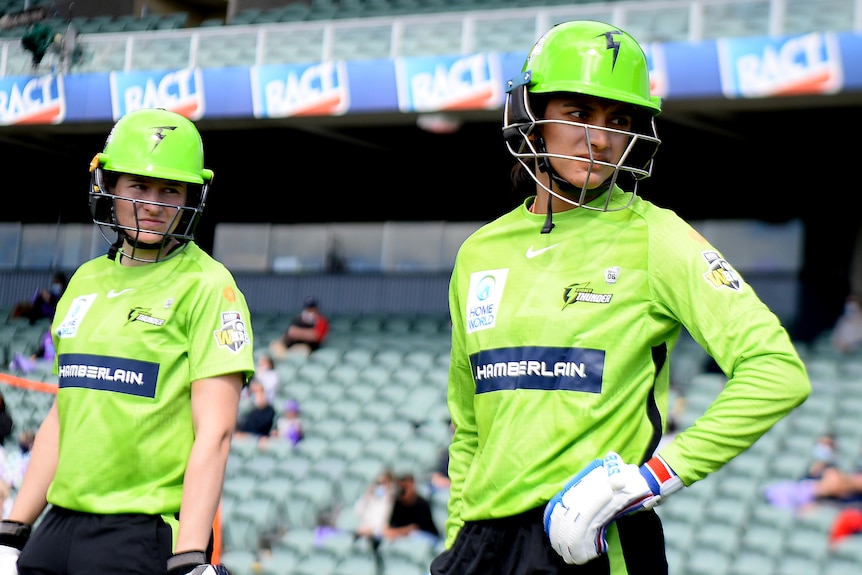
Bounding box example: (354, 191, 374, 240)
(9, 401, 59, 525)
(177, 375, 241, 553)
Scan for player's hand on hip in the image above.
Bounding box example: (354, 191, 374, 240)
(543, 452, 682, 564)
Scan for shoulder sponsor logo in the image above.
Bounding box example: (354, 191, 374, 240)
(702, 250, 742, 291)
(526, 244, 559, 259)
(107, 288, 134, 298)
(214, 311, 250, 353)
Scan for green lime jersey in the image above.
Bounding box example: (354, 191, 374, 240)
(445, 192, 810, 547)
(49, 242, 255, 515)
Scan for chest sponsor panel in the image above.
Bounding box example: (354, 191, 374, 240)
(470, 346, 605, 394)
(58, 353, 159, 398)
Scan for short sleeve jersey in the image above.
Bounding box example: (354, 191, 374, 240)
(49, 242, 255, 515)
(444, 191, 809, 545)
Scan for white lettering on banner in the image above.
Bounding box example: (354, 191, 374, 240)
(265, 61, 348, 116)
(734, 33, 841, 96)
(475, 360, 587, 380)
(123, 69, 198, 110)
(0, 76, 62, 123)
(410, 53, 497, 111)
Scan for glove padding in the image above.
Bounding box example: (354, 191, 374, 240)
(543, 452, 682, 565)
(166, 551, 233, 575)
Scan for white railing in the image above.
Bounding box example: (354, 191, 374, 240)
(0, 0, 860, 77)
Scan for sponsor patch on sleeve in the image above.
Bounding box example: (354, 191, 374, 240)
(701, 250, 742, 292)
(213, 311, 250, 353)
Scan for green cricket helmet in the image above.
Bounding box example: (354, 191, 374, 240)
(503, 20, 661, 212)
(89, 108, 214, 261)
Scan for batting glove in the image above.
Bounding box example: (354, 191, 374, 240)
(543, 452, 682, 565)
(0, 521, 31, 575)
(166, 551, 233, 575)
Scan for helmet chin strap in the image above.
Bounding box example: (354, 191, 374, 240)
(535, 136, 613, 234)
(109, 230, 182, 262)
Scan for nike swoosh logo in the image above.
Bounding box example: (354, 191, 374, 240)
(526, 244, 560, 259)
(107, 289, 134, 298)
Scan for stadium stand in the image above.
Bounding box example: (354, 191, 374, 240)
(0, 0, 859, 76)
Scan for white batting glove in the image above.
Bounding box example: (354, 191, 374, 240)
(0, 546, 19, 575)
(0, 520, 31, 575)
(543, 452, 683, 565)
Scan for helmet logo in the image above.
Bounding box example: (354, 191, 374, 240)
(150, 125, 178, 151)
(598, 31, 623, 69)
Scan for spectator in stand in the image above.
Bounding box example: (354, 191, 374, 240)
(763, 434, 862, 511)
(430, 421, 454, 495)
(271, 399, 304, 446)
(235, 381, 276, 440)
(9, 329, 56, 375)
(0, 430, 34, 491)
(0, 393, 12, 447)
(9, 271, 66, 325)
(0, 480, 11, 520)
(268, 297, 330, 359)
(353, 468, 397, 566)
(384, 472, 440, 546)
(246, 353, 279, 405)
(831, 295, 862, 354)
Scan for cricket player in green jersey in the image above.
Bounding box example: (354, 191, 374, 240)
(430, 20, 811, 575)
(0, 109, 255, 575)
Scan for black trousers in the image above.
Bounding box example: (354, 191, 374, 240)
(429, 505, 668, 575)
(17, 506, 209, 575)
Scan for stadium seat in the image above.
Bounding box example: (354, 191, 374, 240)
(380, 555, 428, 575)
(257, 547, 300, 574)
(728, 551, 776, 575)
(326, 436, 367, 463)
(378, 534, 437, 566)
(291, 550, 339, 575)
(221, 517, 261, 554)
(233, 495, 282, 537)
(332, 553, 379, 575)
(315, 529, 363, 562)
(219, 549, 258, 575)
(273, 527, 318, 556)
(222, 476, 259, 502)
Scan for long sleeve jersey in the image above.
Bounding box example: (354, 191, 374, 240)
(444, 191, 811, 547)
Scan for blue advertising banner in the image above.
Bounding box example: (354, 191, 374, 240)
(0, 30, 860, 127)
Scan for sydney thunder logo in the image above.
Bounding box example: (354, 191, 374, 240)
(127, 307, 166, 326)
(562, 282, 613, 310)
